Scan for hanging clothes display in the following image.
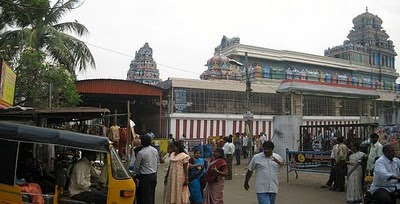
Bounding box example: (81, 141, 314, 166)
(119, 128, 128, 158)
(109, 125, 120, 142)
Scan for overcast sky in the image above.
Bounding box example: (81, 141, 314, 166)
(64, 0, 400, 81)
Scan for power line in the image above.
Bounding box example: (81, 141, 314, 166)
(85, 42, 132, 58)
(157, 63, 200, 75)
(85, 41, 201, 75)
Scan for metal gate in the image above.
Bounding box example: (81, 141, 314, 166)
(299, 123, 378, 151)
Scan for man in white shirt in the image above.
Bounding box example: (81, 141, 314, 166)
(244, 141, 284, 204)
(69, 151, 106, 204)
(322, 138, 338, 189)
(331, 136, 348, 192)
(258, 132, 267, 153)
(370, 144, 400, 204)
(367, 133, 383, 175)
(223, 136, 235, 180)
(242, 133, 249, 158)
(134, 135, 159, 204)
(261, 132, 267, 143)
(147, 130, 155, 139)
(179, 134, 188, 151)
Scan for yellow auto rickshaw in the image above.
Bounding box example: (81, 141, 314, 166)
(0, 121, 136, 204)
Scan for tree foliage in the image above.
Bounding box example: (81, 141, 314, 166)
(15, 48, 80, 108)
(0, 0, 95, 73)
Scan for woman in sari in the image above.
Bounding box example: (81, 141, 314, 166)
(165, 141, 190, 204)
(162, 143, 173, 204)
(204, 147, 227, 204)
(346, 142, 366, 203)
(189, 149, 206, 204)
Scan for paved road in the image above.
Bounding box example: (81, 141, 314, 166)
(156, 157, 346, 204)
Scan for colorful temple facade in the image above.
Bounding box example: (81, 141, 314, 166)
(127, 43, 161, 85)
(160, 10, 399, 143)
(200, 9, 398, 91)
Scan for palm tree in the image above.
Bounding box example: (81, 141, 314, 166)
(0, 0, 95, 73)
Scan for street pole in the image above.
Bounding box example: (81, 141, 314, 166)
(244, 52, 254, 161)
(126, 100, 131, 167)
(228, 53, 253, 161)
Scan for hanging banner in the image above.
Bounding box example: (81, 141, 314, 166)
(174, 89, 187, 113)
(286, 148, 332, 182)
(0, 61, 16, 108)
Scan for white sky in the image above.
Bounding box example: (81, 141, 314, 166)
(64, 0, 400, 81)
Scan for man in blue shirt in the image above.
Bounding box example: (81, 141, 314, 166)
(370, 144, 400, 204)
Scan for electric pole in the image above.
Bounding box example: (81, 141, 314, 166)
(228, 52, 253, 161)
(244, 52, 254, 160)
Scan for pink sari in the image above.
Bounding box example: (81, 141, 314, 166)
(203, 158, 227, 204)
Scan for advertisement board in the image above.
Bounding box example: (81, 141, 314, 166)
(0, 61, 16, 108)
(286, 148, 332, 182)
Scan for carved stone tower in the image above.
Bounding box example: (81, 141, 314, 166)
(325, 8, 396, 71)
(127, 43, 161, 85)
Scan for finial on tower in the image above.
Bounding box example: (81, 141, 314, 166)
(366, 6, 368, 12)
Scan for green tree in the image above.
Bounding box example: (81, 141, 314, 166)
(15, 48, 80, 107)
(0, 0, 95, 73)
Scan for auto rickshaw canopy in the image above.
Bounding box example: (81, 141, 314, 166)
(0, 122, 109, 152)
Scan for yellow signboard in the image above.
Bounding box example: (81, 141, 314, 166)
(0, 61, 16, 108)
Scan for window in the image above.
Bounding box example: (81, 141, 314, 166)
(173, 88, 283, 115)
(303, 95, 334, 116)
(341, 99, 360, 116)
(110, 147, 131, 180)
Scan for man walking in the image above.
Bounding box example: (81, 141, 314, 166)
(244, 141, 284, 204)
(331, 136, 348, 192)
(134, 135, 159, 204)
(234, 132, 242, 165)
(242, 133, 249, 158)
(322, 138, 338, 189)
(223, 136, 235, 180)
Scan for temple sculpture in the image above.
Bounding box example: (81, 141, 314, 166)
(199, 9, 398, 91)
(127, 43, 161, 85)
(200, 50, 242, 80)
(325, 7, 396, 70)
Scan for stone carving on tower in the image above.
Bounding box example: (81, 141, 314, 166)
(200, 36, 244, 81)
(200, 49, 243, 81)
(325, 8, 396, 70)
(127, 43, 161, 85)
(214, 35, 240, 54)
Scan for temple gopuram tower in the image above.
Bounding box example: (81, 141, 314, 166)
(127, 43, 161, 85)
(325, 8, 397, 82)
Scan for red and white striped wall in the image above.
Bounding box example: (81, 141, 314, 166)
(164, 114, 363, 141)
(167, 113, 274, 142)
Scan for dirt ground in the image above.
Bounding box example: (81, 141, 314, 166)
(155, 157, 346, 204)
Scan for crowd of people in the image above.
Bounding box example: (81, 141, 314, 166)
(127, 128, 400, 204)
(128, 131, 285, 204)
(16, 126, 400, 204)
(317, 131, 400, 204)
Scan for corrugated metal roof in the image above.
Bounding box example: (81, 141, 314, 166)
(76, 79, 162, 96)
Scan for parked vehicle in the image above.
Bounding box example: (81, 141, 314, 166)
(0, 121, 135, 204)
